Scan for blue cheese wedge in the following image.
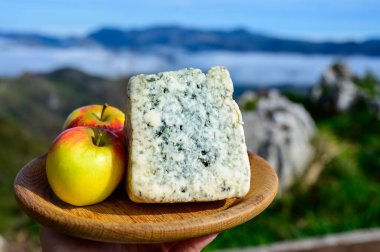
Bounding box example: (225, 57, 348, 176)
(125, 66, 250, 203)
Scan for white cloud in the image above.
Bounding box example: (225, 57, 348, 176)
(1, 42, 380, 85)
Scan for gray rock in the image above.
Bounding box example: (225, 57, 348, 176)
(0, 235, 5, 252)
(242, 90, 316, 192)
(311, 62, 358, 112)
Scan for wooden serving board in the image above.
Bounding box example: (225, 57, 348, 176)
(14, 151, 278, 244)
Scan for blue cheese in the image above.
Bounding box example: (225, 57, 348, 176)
(125, 66, 250, 203)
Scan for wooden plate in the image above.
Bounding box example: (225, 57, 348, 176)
(14, 151, 278, 244)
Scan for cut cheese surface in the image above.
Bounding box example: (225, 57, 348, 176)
(126, 66, 250, 203)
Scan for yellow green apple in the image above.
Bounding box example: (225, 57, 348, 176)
(46, 126, 125, 206)
(63, 104, 124, 139)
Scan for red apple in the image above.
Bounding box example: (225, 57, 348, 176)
(46, 126, 125, 206)
(63, 104, 124, 139)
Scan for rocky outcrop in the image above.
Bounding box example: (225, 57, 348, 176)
(0, 235, 5, 252)
(241, 90, 316, 192)
(311, 62, 358, 113)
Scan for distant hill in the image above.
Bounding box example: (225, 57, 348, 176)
(1, 25, 380, 56)
(0, 68, 127, 142)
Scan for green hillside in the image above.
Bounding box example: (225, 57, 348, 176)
(0, 68, 127, 142)
(0, 118, 46, 249)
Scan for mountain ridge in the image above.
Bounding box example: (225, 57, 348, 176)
(1, 25, 380, 56)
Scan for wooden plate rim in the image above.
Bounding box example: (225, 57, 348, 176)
(14, 151, 278, 243)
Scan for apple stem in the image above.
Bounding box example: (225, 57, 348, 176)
(100, 103, 108, 121)
(96, 131, 103, 146)
(93, 128, 105, 147)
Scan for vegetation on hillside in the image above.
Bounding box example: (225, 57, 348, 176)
(0, 118, 46, 250)
(0, 68, 127, 142)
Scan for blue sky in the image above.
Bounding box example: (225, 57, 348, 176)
(1, 0, 379, 40)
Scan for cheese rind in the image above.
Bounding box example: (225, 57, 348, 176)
(126, 66, 250, 203)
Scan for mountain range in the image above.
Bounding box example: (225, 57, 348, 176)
(1, 26, 380, 56)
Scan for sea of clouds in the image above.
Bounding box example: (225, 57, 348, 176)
(1, 40, 380, 86)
